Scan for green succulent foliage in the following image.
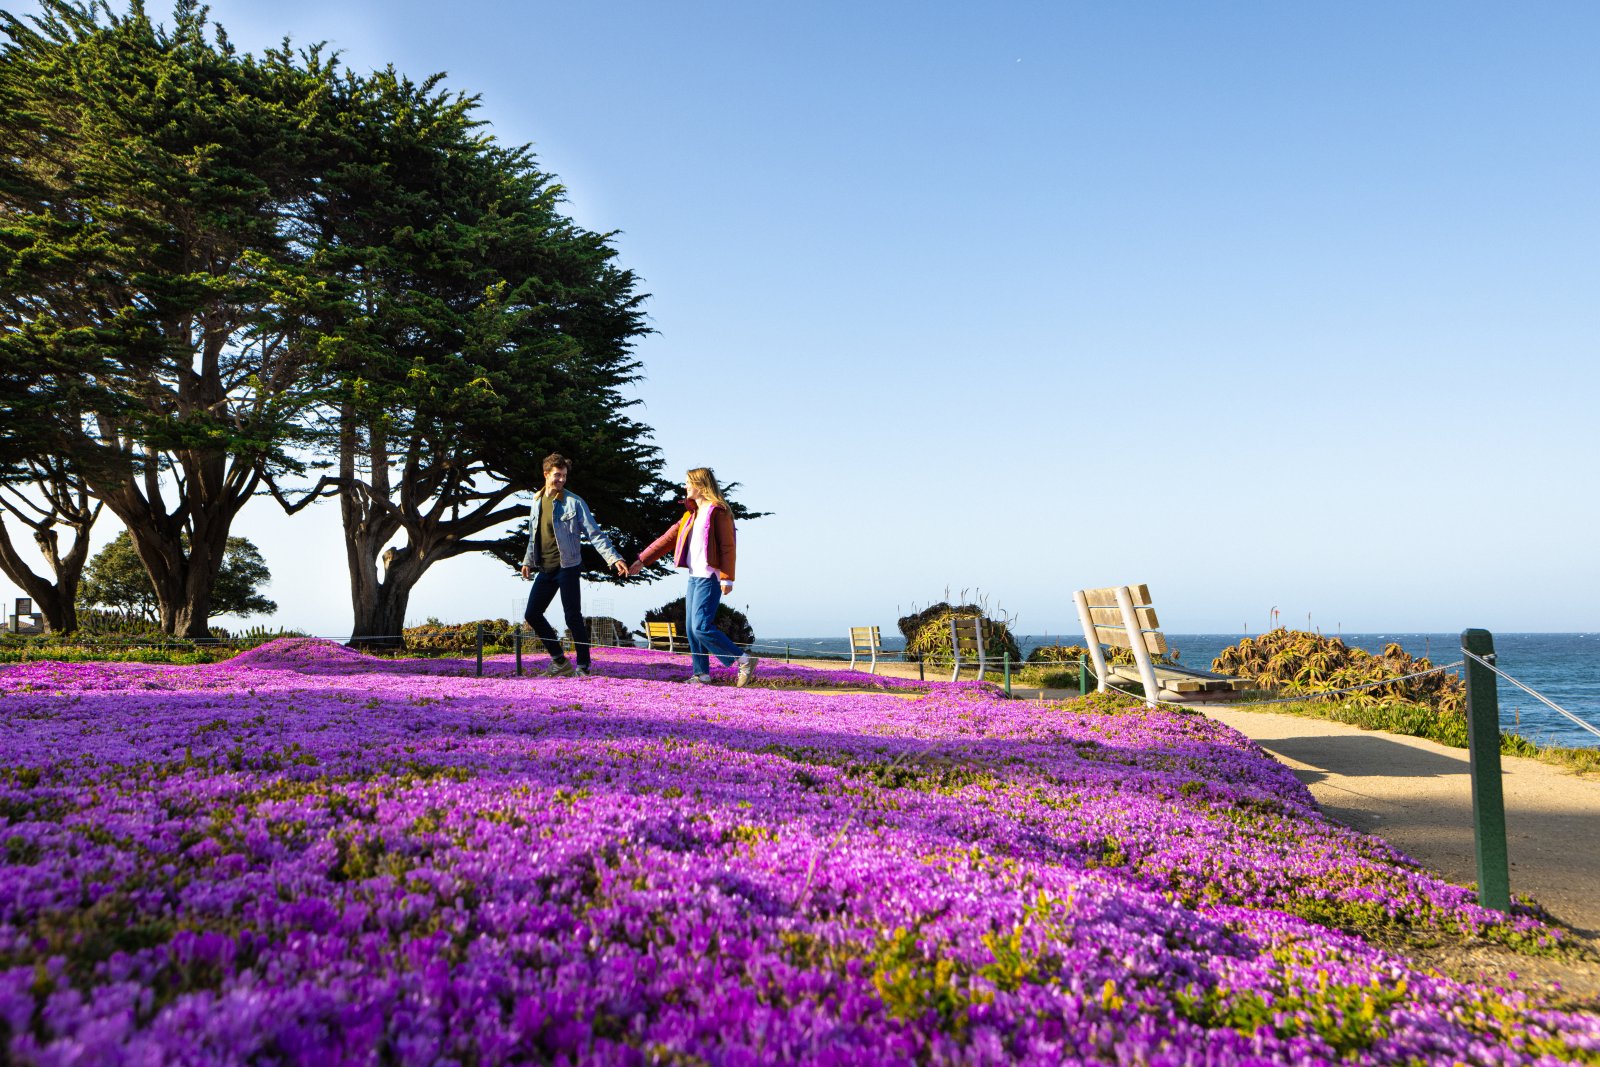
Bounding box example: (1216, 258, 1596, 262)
(1025, 643, 1094, 664)
(401, 620, 519, 655)
(1212, 628, 1465, 716)
(900, 602, 1022, 667)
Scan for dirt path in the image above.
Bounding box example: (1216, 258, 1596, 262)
(784, 659, 1600, 950)
(1200, 706, 1600, 944)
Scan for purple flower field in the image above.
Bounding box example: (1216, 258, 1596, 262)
(0, 638, 1594, 1065)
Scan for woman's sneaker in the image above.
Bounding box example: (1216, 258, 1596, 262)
(545, 660, 576, 678)
(736, 655, 758, 688)
(686, 674, 713, 686)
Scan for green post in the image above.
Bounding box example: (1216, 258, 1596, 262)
(1003, 651, 1012, 697)
(1462, 628, 1509, 911)
(785, 643, 790, 664)
(514, 627, 523, 676)
(475, 624, 484, 677)
(1079, 653, 1090, 695)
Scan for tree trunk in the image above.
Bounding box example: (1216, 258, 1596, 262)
(345, 528, 427, 650)
(0, 516, 92, 633)
(348, 571, 416, 651)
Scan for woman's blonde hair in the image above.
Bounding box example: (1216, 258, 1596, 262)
(686, 467, 730, 510)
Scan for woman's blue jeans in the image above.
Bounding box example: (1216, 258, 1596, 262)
(686, 576, 742, 677)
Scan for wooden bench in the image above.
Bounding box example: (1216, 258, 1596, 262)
(645, 621, 681, 653)
(848, 626, 881, 673)
(948, 616, 986, 682)
(1072, 584, 1249, 706)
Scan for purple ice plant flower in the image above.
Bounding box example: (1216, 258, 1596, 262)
(0, 639, 1591, 1064)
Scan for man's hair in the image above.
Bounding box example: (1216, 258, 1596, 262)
(542, 453, 571, 475)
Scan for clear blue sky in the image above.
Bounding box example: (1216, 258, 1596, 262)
(7, 1, 1598, 637)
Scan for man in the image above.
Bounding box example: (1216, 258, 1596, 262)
(521, 453, 628, 677)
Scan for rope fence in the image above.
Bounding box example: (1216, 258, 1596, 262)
(1093, 659, 1467, 711)
(1460, 648, 1600, 741)
(5, 625, 1598, 743)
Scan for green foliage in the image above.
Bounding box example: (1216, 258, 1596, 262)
(401, 620, 519, 655)
(0, 2, 681, 641)
(78, 532, 277, 622)
(642, 598, 754, 647)
(0, 1, 344, 636)
(72, 608, 166, 638)
(293, 58, 672, 643)
(1025, 643, 1093, 664)
(900, 601, 1021, 667)
(1213, 629, 1464, 714)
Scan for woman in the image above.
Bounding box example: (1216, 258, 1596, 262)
(630, 468, 757, 686)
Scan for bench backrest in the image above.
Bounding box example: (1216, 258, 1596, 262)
(849, 626, 880, 653)
(1073, 584, 1164, 706)
(645, 621, 680, 651)
(947, 615, 986, 681)
(848, 625, 881, 673)
(1078, 584, 1167, 656)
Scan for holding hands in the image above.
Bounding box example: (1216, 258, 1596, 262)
(627, 560, 644, 576)
(611, 560, 629, 578)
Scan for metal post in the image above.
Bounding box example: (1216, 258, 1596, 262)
(1003, 651, 1011, 697)
(475, 624, 484, 677)
(785, 643, 790, 664)
(1079, 653, 1090, 696)
(1462, 628, 1509, 912)
(918, 656, 924, 682)
(514, 627, 523, 676)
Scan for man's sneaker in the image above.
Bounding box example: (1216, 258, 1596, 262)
(735, 655, 758, 688)
(686, 673, 713, 686)
(545, 660, 576, 678)
(572, 666, 591, 678)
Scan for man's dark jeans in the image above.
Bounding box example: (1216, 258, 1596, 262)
(525, 565, 588, 668)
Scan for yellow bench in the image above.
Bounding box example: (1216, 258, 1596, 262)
(645, 621, 681, 653)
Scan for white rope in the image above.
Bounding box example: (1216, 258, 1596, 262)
(1461, 648, 1600, 741)
(1092, 660, 1464, 711)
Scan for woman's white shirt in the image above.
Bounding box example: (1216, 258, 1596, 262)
(686, 505, 716, 578)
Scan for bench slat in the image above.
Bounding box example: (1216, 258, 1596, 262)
(1087, 604, 1160, 629)
(1082, 584, 1152, 609)
(1101, 628, 1168, 655)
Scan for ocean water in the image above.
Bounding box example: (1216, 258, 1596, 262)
(759, 632, 1600, 750)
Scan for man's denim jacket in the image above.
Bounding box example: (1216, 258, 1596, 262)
(522, 491, 624, 570)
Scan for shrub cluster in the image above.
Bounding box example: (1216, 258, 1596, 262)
(898, 601, 1022, 667)
(1211, 628, 1465, 715)
(641, 598, 754, 647)
(401, 619, 520, 655)
(0, 624, 309, 665)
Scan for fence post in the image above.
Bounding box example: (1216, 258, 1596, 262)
(475, 624, 484, 678)
(917, 656, 924, 682)
(1079, 654, 1090, 696)
(1461, 628, 1509, 912)
(1003, 651, 1012, 697)
(514, 627, 523, 676)
(785, 643, 790, 664)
